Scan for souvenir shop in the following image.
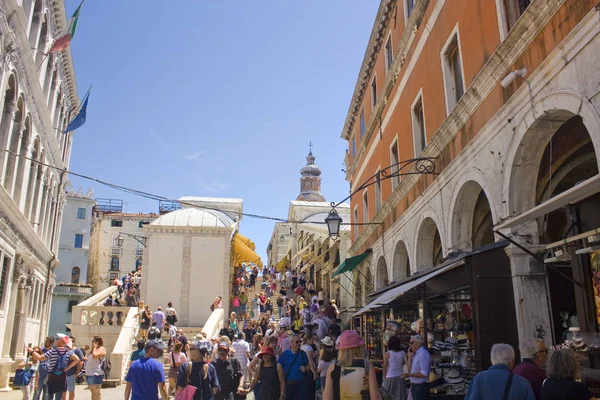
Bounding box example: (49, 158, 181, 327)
(352, 242, 519, 398)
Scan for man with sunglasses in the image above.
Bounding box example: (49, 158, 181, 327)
(278, 334, 309, 399)
(212, 342, 244, 399)
(513, 338, 548, 400)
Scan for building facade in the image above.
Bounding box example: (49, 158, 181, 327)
(87, 205, 157, 293)
(0, 0, 79, 388)
(48, 191, 95, 336)
(342, 0, 600, 351)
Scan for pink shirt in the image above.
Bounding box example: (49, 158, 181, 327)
(168, 352, 187, 366)
(233, 297, 240, 306)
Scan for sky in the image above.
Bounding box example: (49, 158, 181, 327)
(66, 0, 379, 262)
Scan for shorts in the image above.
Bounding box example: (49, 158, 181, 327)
(86, 375, 104, 385)
(66, 374, 77, 392)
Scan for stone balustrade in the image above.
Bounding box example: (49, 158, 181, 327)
(110, 307, 139, 384)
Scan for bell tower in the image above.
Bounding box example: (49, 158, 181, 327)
(296, 143, 326, 202)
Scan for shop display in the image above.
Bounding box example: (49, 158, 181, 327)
(364, 313, 383, 359)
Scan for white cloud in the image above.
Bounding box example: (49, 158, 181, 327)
(197, 177, 228, 193)
(183, 151, 205, 161)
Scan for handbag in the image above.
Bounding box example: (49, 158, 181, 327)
(175, 362, 197, 400)
(14, 357, 34, 386)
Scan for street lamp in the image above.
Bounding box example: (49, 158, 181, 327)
(325, 209, 342, 239)
(115, 234, 125, 248)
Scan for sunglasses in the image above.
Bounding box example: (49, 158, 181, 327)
(295, 340, 302, 344)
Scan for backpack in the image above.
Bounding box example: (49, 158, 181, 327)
(210, 303, 215, 312)
(101, 357, 112, 376)
(148, 327, 161, 340)
(53, 349, 71, 375)
(331, 359, 371, 400)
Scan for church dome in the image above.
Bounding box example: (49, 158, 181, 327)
(150, 207, 235, 228)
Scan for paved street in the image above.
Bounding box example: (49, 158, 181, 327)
(0, 385, 257, 399)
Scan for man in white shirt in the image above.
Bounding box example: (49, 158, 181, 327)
(166, 323, 177, 338)
(279, 312, 291, 329)
(312, 316, 328, 340)
(232, 332, 251, 386)
(285, 269, 292, 289)
(402, 334, 431, 400)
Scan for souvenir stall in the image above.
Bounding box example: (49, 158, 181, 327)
(354, 242, 519, 399)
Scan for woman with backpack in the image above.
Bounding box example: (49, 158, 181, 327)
(86, 336, 107, 400)
(139, 304, 151, 340)
(323, 330, 380, 400)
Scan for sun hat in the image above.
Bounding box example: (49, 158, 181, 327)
(196, 333, 205, 340)
(56, 333, 73, 349)
(145, 340, 166, 351)
(321, 336, 335, 347)
(336, 330, 364, 350)
(257, 346, 276, 359)
(445, 369, 464, 384)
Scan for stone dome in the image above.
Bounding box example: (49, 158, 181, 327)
(150, 207, 235, 228)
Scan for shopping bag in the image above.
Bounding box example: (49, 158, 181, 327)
(13, 367, 33, 386)
(175, 384, 197, 400)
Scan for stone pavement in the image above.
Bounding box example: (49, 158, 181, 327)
(0, 384, 257, 399)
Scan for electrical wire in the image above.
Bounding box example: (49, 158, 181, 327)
(0, 148, 371, 227)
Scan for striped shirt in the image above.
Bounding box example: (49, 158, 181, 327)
(43, 347, 74, 372)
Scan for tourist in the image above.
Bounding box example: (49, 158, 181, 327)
(310, 299, 320, 318)
(129, 340, 145, 366)
(212, 342, 245, 399)
(402, 335, 432, 400)
(259, 292, 267, 314)
(291, 270, 298, 290)
(147, 322, 161, 341)
(166, 323, 177, 341)
(318, 344, 335, 391)
(252, 294, 261, 319)
(249, 346, 285, 400)
(514, 338, 548, 400)
(230, 312, 239, 333)
(84, 336, 106, 400)
(175, 329, 189, 355)
(323, 330, 379, 400)
(165, 302, 178, 326)
(259, 314, 270, 336)
(301, 333, 319, 400)
(278, 333, 310, 399)
(176, 344, 219, 399)
(249, 336, 277, 398)
(249, 333, 263, 360)
(541, 348, 595, 400)
(32, 336, 53, 400)
(18, 346, 39, 400)
(168, 342, 188, 396)
(264, 298, 273, 315)
(125, 340, 168, 400)
(139, 305, 151, 340)
(232, 294, 240, 315)
(328, 319, 341, 340)
(152, 306, 166, 332)
(318, 289, 325, 306)
(325, 301, 337, 320)
(244, 319, 257, 345)
(383, 336, 407, 400)
(64, 337, 84, 400)
(277, 295, 285, 319)
(465, 343, 535, 400)
(285, 268, 292, 289)
(292, 313, 303, 333)
(220, 320, 235, 341)
(29, 334, 79, 400)
(313, 313, 328, 340)
(232, 332, 251, 388)
(239, 291, 248, 316)
(294, 284, 304, 301)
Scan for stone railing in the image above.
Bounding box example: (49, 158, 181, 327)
(202, 308, 225, 339)
(71, 286, 121, 327)
(54, 285, 93, 295)
(110, 307, 139, 384)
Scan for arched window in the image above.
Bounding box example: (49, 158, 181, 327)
(111, 257, 119, 271)
(135, 258, 142, 271)
(71, 267, 80, 284)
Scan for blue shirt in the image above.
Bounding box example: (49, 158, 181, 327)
(278, 349, 308, 382)
(465, 364, 536, 400)
(130, 349, 145, 362)
(125, 357, 165, 400)
(410, 347, 431, 384)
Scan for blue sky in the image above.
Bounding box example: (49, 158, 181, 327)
(66, 0, 378, 262)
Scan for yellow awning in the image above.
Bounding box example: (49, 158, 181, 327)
(232, 234, 263, 268)
(235, 233, 256, 251)
(276, 252, 290, 272)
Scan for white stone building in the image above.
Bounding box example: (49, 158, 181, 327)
(141, 197, 243, 327)
(0, 0, 79, 388)
(87, 205, 157, 293)
(48, 191, 94, 336)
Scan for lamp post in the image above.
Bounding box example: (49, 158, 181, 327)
(325, 209, 343, 239)
(115, 232, 147, 247)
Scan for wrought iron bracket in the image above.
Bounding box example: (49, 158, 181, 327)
(331, 157, 438, 208)
(119, 232, 147, 248)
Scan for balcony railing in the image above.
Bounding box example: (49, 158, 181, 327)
(135, 249, 143, 256)
(54, 285, 93, 295)
(111, 248, 121, 256)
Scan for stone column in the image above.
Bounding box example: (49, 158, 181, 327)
(180, 235, 191, 326)
(505, 244, 553, 348)
(10, 273, 31, 365)
(0, 101, 16, 177)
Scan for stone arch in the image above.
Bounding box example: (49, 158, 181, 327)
(0, 74, 18, 155)
(13, 114, 32, 205)
(25, 137, 40, 217)
(29, 148, 44, 222)
(449, 179, 496, 252)
(3, 96, 25, 192)
(503, 91, 600, 235)
(392, 239, 410, 282)
(375, 255, 388, 290)
(28, 0, 43, 47)
(415, 217, 443, 271)
(34, 14, 48, 69)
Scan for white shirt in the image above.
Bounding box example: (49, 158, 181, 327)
(313, 318, 328, 339)
(168, 325, 177, 337)
(232, 339, 250, 367)
(285, 271, 292, 279)
(279, 316, 291, 328)
(410, 346, 431, 384)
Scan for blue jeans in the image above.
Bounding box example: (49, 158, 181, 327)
(33, 369, 48, 400)
(411, 382, 430, 400)
(240, 305, 246, 315)
(285, 382, 308, 400)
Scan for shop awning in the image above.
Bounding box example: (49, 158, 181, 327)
(232, 234, 263, 268)
(275, 253, 290, 272)
(235, 233, 256, 251)
(496, 174, 600, 231)
(331, 250, 372, 278)
(352, 259, 466, 317)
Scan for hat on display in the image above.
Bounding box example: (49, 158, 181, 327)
(257, 346, 276, 359)
(145, 340, 166, 351)
(336, 330, 365, 350)
(432, 340, 446, 350)
(445, 369, 465, 384)
(427, 332, 435, 344)
(410, 319, 422, 333)
(56, 333, 73, 349)
(445, 337, 458, 347)
(321, 336, 335, 347)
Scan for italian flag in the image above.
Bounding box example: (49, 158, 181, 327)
(50, 0, 83, 53)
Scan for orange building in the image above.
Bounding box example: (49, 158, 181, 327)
(338, 0, 600, 375)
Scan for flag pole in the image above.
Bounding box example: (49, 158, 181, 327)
(64, 85, 92, 132)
